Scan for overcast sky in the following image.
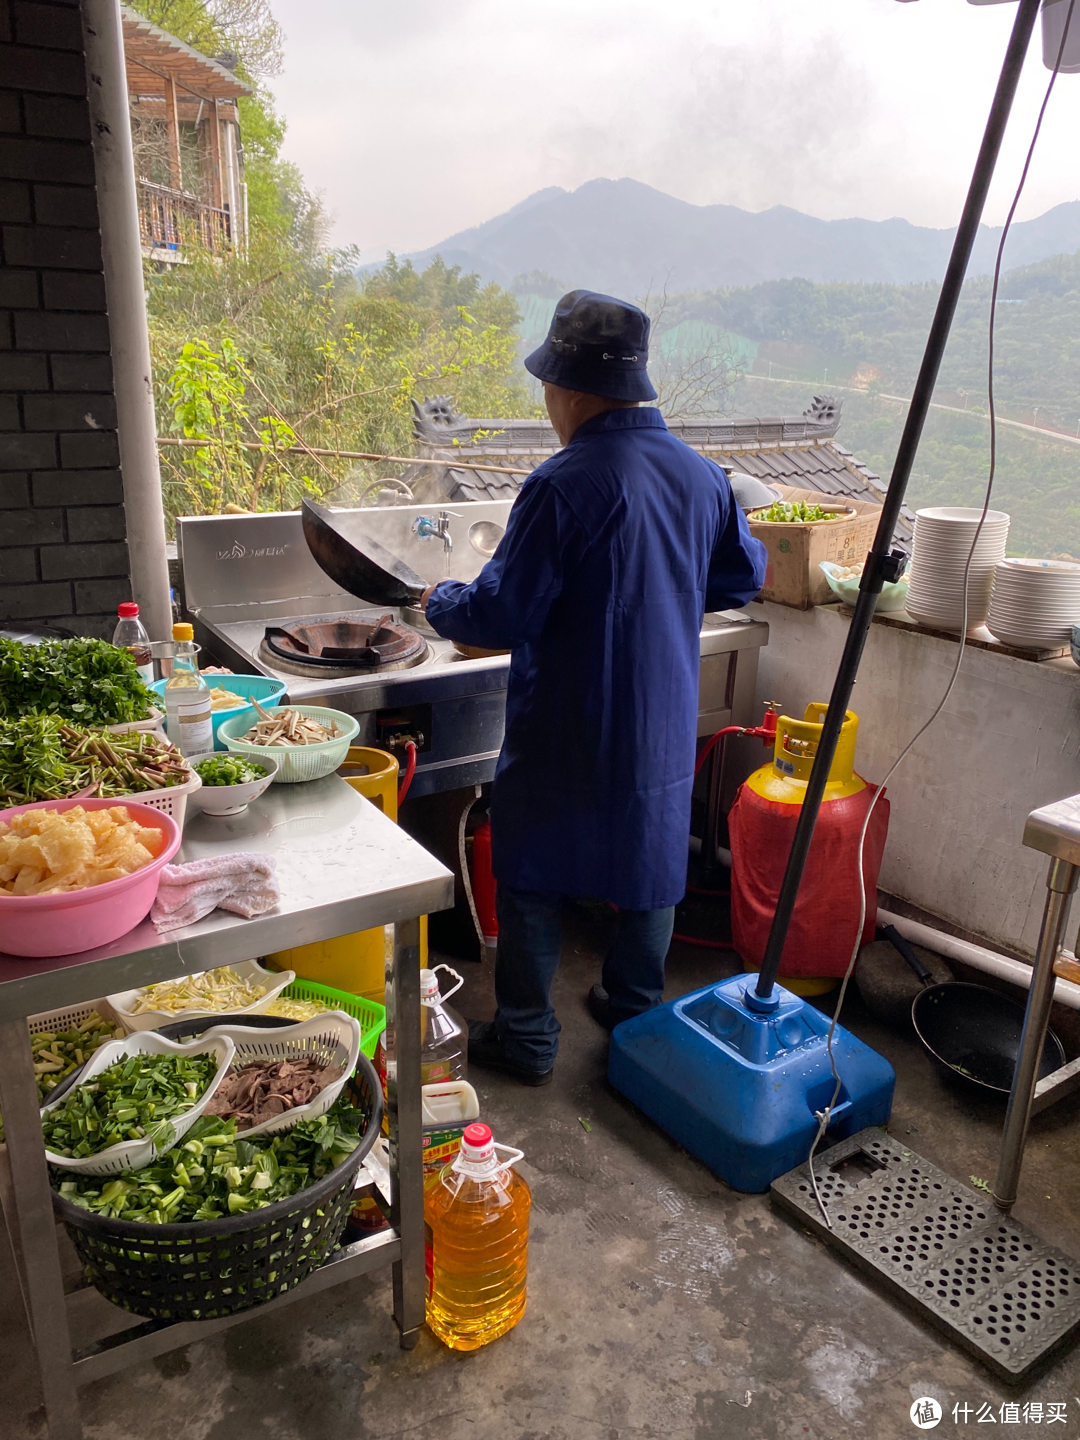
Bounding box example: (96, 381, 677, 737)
(267, 0, 1080, 259)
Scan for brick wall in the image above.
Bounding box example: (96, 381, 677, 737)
(0, 0, 132, 638)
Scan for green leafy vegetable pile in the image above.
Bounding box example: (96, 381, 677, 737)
(0, 1011, 124, 1144)
(194, 754, 267, 786)
(752, 500, 832, 524)
(0, 715, 190, 806)
(42, 1051, 217, 1159)
(0, 638, 156, 726)
(54, 1103, 366, 1222)
(32, 1012, 124, 1100)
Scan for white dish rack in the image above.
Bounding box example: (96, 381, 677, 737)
(194, 1012, 361, 1138)
(107, 959, 296, 1033)
(41, 1029, 235, 1176)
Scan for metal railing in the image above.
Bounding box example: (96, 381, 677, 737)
(137, 178, 231, 256)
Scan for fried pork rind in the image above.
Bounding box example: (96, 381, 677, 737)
(0, 804, 163, 896)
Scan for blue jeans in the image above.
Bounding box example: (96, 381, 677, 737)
(493, 886, 675, 1072)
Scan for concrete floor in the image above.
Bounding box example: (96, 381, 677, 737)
(5, 907, 1080, 1440)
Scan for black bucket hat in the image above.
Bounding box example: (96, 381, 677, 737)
(524, 289, 658, 402)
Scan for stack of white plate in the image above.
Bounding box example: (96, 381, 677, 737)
(985, 558, 1080, 650)
(905, 507, 1010, 631)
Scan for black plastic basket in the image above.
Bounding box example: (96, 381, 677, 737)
(51, 1053, 383, 1323)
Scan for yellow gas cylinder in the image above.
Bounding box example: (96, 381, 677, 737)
(267, 746, 427, 1002)
(728, 704, 890, 991)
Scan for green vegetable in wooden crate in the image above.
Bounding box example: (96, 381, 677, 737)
(193, 754, 267, 786)
(41, 1052, 217, 1159)
(54, 1102, 366, 1222)
(0, 715, 190, 806)
(0, 638, 155, 726)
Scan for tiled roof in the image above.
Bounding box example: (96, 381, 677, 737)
(399, 395, 913, 546)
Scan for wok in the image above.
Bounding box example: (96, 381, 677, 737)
(302, 498, 427, 608)
(885, 925, 1066, 1096)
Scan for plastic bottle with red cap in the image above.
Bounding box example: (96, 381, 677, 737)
(112, 602, 154, 684)
(424, 1120, 531, 1350)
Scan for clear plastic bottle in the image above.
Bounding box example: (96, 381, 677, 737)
(420, 965, 467, 1085)
(424, 1122, 531, 1350)
(164, 622, 213, 756)
(112, 602, 154, 685)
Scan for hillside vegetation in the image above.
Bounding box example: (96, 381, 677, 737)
(659, 253, 1080, 561)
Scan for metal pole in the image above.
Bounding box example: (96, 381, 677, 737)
(80, 0, 173, 643)
(993, 857, 1079, 1213)
(0, 1020, 83, 1439)
(752, 0, 1043, 1003)
(387, 916, 425, 1349)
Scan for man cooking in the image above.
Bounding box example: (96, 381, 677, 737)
(422, 290, 766, 1086)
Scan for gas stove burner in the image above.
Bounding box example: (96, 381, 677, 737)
(260, 615, 428, 677)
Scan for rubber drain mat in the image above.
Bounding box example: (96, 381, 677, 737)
(771, 1127, 1080, 1382)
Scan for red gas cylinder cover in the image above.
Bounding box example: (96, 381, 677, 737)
(728, 784, 890, 978)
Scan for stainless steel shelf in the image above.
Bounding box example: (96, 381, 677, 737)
(0, 776, 454, 1440)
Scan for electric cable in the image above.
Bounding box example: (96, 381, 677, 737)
(805, 3, 1076, 1229)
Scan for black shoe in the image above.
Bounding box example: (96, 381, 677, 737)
(467, 1020, 553, 1087)
(586, 984, 618, 1032)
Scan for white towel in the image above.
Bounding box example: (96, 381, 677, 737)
(151, 852, 280, 932)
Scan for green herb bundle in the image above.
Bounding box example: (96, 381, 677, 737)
(55, 1103, 366, 1222)
(0, 638, 155, 726)
(0, 716, 189, 806)
(42, 1052, 217, 1159)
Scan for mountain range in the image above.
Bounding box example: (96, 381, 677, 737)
(398, 179, 1080, 295)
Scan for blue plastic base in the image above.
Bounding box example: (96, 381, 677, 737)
(608, 973, 895, 1193)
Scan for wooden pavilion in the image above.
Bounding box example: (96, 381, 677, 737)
(121, 5, 251, 260)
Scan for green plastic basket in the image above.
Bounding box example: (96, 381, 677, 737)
(279, 978, 385, 1059)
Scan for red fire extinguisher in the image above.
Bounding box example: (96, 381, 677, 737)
(471, 817, 498, 948)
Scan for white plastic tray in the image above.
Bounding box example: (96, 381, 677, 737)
(41, 1029, 235, 1176)
(196, 1011, 361, 1138)
(108, 959, 295, 1033)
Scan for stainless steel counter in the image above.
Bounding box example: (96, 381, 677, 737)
(0, 778, 454, 1440)
(178, 510, 770, 798)
(0, 775, 453, 1022)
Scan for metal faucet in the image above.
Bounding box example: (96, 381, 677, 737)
(413, 510, 460, 567)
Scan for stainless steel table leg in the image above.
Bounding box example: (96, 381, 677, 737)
(387, 916, 425, 1348)
(993, 856, 1079, 1214)
(0, 1127, 33, 1323)
(0, 1019, 82, 1439)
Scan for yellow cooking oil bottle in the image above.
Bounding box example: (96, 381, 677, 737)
(424, 1121, 530, 1350)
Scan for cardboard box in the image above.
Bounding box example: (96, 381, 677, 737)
(748, 485, 881, 610)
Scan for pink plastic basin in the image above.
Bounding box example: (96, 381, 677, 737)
(0, 797, 181, 958)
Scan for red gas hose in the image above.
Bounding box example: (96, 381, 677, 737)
(397, 740, 417, 807)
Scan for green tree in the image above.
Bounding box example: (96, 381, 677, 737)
(131, 0, 533, 528)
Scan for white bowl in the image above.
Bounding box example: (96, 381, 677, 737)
(194, 1011, 361, 1138)
(915, 506, 1011, 527)
(186, 751, 279, 816)
(42, 1030, 235, 1175)
(108, 959, 296, 1033)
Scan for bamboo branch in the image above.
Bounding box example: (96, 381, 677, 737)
(155, 437, 532, 476)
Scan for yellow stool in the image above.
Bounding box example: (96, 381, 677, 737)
(267, 747, 428, 1002)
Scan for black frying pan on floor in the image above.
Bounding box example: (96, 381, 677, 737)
(883, 924, 1066, 1097)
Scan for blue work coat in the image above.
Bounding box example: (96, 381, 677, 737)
(425, 407, 767, 909)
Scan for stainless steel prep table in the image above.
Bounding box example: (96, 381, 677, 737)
(0, 775, 454, 1440)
